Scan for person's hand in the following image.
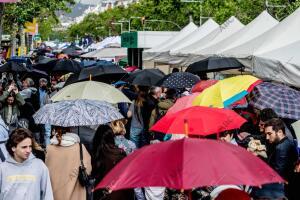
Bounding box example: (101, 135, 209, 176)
(13, 86, 18, 94)
(7, 85, 14, 92)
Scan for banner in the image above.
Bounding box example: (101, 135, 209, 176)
(25, 18, 38, 34)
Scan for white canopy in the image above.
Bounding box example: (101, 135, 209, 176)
(143, 22, 198, 61)
(173, 16, 244, 66)
(152, 19, 219, 64)
(197, 11, 278, 57)
(222, 7, 300, 87)
(81, 47, 127, 59)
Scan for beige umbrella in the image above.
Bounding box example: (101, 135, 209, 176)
(51, 81, 131, 104)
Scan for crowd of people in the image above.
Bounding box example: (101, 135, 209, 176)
(0, 69, 299, 200)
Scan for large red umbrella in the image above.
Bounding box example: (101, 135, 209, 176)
(96, 138, 284, 191)
(151, 106, 246, 136)
(167, 92, 200, 114)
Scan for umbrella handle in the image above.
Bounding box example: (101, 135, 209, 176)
(184, 119, 189, 137)
(89, 74, 92, 81)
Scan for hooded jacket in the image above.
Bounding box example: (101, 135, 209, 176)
(149, 98, 175, 129)
(0, 154, 53, 200)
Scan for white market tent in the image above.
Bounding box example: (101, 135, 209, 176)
(87, 36, 121, 51)
(81, 47, 127, 60)
(196, 11, 278, 58)
(153, 19, 219, 65)
(222, 7, 300, 87)
(143, 22, 198, 61)
(173, 16, 244, 66)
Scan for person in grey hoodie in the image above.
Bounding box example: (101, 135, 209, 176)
(0, 116, 8, 163)
(0, 128, 53, 200)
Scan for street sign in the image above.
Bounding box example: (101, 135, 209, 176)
(121, 32, 138, 48)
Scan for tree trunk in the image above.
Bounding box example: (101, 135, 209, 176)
(10, 24, 18, 57)
(0, 3, 5, 46)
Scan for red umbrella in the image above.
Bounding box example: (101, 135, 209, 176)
(167, 92, 200, 114)
(215, 189, 251, 200)
(96, 138, 284, 191)
(191, 80, 218, 93)
(151, 106, 246, 136)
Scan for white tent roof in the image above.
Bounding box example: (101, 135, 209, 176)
(176, 16, 244, 56)
(143, 22, 197, 60)
(87, 36, 121, 51)
(197, 11, 278, 56)
(169, 18, 219, 55)
(223, 7, 300, 58)
(253, 40, 300, 87)
(81, 47, 127, 59)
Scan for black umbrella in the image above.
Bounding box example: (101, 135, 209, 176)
(62, 46, 82, 57)
(0, 61, 31, 73)
(51, 59, 83, 75)
(158, 72, 200, 89)
(125, 69, 165, 86)
(78, 64, 128, 83)
(33, 57, 57, 72)
(186, 57, 244, 74)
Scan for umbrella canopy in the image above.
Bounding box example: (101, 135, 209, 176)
(33, 58, 57, 72)
(63, 73, 80, 87)
(193, 75, 262, 108)
(249, 82, 300, 120)
(96, 138, 284, 191)
(159, 72, 200, 89)
(62, 46, 82, 57)
(150, 106, 246, 136)
(167, 93, 200, 114)
(33, 99, 123, 127)
(125, 69, 165, 86)
(186, 57, 244, 74)
(51, 81, 131, 104)
(0, 61, 31, 73)
(191, 80, 218, 93)
(168, 94, 248, 115)
(78, 64, 128, 83)
(118, 57, 128, 67)
(51, 59, 82, 74)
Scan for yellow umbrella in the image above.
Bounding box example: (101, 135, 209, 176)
(192, 75, 262, 108)
(51, 81, 131, 104)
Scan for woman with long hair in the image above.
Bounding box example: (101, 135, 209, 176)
(45, 126, 91, 200)
(92, 124, 133, 200)
(127, 86, 148, 148)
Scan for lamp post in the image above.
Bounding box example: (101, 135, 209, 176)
(181, 0, 211, 26)
(118, 20, 130, 32)
(112, 22, 123, 33)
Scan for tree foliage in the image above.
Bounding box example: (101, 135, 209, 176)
(47, 0, 300, 40)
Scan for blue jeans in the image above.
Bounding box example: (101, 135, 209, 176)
(130, 127, 147, 148)
(44, 124, 51, 147)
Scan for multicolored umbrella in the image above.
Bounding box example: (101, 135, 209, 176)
(33, 99, 123, 127)
(150, 106, 246, 136)
(193, 75, 262, 108)
(96, 138, 284, 191)
(159, 72, 200, 89)
(249, 82, 300, 120)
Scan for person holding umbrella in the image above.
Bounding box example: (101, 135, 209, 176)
(45, 126, 92, 200)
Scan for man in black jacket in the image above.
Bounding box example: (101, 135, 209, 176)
(265, 118, 298, 199)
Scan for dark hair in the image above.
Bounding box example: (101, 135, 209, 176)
(53, 126, 71, 145)
(259, 108, 278, 122)
(165, 88, 177, 99)
(92, 125, 119, 178)
(6, 128, 34, 157)
(172, 68, 179, 73)
(264, 118, 285, 135)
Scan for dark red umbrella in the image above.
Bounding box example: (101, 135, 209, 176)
(96, 138, 284, 191)
(150, 106, 246, 136)
(191, 79, 218, 93)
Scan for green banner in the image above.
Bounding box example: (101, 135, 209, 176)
(121, 32, 138, 48)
